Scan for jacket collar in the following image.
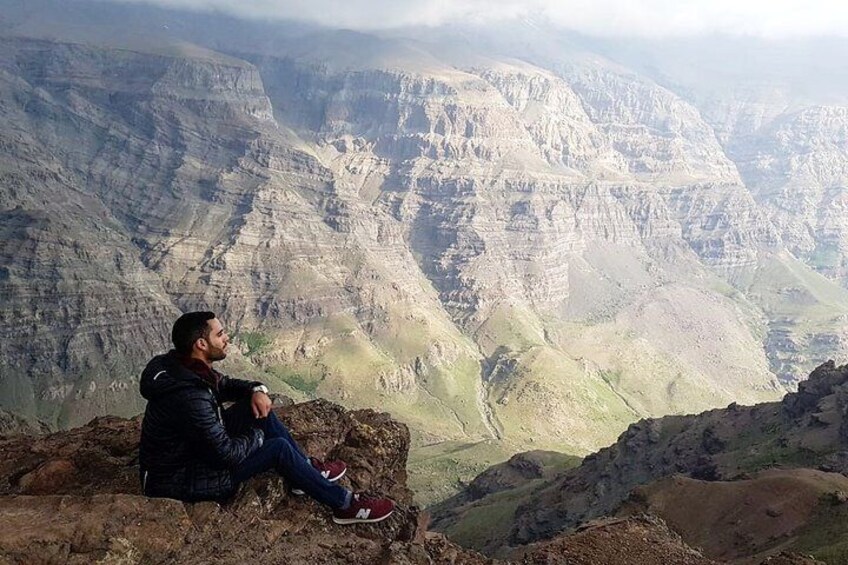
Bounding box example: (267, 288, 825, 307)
(178, 355, 221, 391)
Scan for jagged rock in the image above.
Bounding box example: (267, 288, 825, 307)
(783, 361, 848, 417)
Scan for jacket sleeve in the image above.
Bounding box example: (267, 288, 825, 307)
(178, 390, 264, 468)
(217, 374, 263, 403)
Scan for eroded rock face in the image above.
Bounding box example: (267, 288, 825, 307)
(0, 400, 490, 564)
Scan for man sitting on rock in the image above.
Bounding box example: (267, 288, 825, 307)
(139, 311, 395, 524)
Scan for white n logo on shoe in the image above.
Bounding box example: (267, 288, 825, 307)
(355, 508, 371, 520)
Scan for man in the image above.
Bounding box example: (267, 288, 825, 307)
(139, 311, 394, 524)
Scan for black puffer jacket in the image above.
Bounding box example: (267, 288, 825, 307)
(139, 351, 265, 502)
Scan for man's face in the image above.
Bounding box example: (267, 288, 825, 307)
(198, 318, 229, 363)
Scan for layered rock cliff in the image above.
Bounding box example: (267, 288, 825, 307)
(2, 0, 848, 506)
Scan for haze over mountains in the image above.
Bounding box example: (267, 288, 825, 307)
(2, 0, 848, 503)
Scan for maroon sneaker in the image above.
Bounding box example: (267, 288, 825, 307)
(332, 493, 395, 525)
(311, 457, 346, 482)
(291, 457, 347, 495)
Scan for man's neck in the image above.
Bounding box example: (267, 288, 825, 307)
(178, 353, 220, 390)
(188, 353, 212, 368)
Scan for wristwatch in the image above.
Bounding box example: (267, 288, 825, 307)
(252, 384, 269, 395)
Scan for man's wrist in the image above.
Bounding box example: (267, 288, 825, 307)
(252, 384, 269, 395)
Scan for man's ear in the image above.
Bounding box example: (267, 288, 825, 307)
(195, 337, 208, 353)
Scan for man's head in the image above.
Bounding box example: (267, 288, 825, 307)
(171, 311, 229, 364)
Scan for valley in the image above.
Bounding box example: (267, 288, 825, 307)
(2, 0, 848, 506)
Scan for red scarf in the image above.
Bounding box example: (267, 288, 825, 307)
(179, 356, 221, 391)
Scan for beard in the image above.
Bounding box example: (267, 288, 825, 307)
(207, 345, 227, 362)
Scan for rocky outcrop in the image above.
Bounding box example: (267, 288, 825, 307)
(463, 451, 556, 501)
(0, 399, 737, 565)
(0, 400, 491, 564)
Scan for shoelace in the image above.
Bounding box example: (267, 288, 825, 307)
(352, 493, 382, 504)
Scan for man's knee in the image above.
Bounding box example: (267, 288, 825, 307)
(265, 438, 300, 467)
(264, 409, 281, 426)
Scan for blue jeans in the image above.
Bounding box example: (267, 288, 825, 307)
(224, 400, 351, 509)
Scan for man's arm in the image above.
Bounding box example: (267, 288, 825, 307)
(178, 390, 264, 468)
(217, 374, 264, 403)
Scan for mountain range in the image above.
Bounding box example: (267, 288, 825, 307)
(2, 0, 848, 504)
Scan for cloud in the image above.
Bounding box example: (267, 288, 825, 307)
(99, 0, 848, 37)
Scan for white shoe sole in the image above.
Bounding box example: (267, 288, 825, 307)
(332, 509, 394, 525)
(327, 467, 346, 483)
(291, 467, 347, 496)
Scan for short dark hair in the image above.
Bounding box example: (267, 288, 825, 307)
(172, 311, 216, 355)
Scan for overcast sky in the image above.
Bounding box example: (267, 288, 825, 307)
(99, 0, 848, 37)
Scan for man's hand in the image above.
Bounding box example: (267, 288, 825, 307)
(251, 391, 272, 419)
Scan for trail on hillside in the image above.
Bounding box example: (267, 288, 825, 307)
(477, 354, 504, 441)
